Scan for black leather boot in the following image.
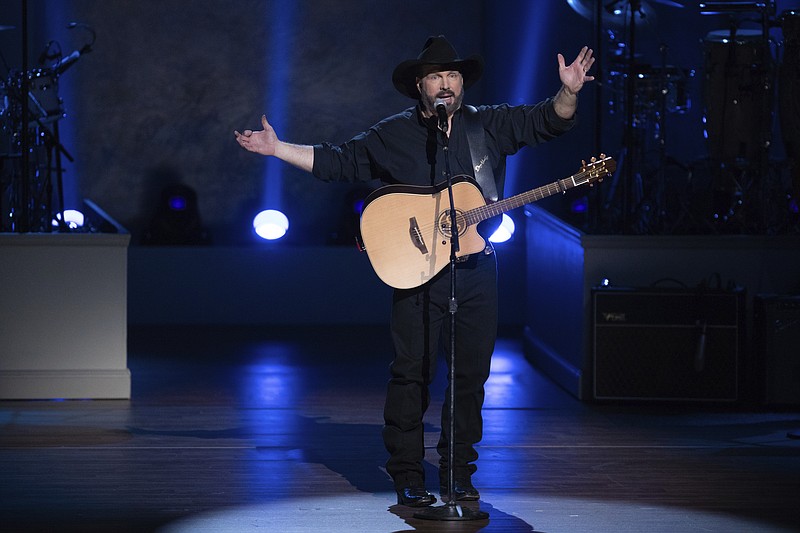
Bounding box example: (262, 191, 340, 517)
(396, 486, 437, 507)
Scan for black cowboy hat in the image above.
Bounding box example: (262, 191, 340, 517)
(391, 35, 484, 99)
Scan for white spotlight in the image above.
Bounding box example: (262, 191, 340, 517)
(253, 209, 289, 241)
(52, 209, 85, 229)
(488, 214, 515, 244)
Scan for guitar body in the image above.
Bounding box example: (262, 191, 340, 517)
(360, 177, 488, 289)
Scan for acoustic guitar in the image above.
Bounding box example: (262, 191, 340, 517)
(359, 155, 615, 289)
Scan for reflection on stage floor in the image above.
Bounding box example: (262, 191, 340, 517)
(1, 325, 798, 532)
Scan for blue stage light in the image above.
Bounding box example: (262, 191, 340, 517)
(253, 209, 289, 241)
(168, 195, 187, 211)
(571, 196, 589, 213)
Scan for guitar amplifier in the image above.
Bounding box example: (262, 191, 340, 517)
(592, 287, 745, 402)
(754, 294, 800, 406)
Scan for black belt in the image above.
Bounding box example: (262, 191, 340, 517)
(455, 243, 494, 263)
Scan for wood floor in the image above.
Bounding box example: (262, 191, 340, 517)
(1, 325, 799, 532)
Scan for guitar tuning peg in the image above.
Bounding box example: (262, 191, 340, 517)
(600, 152, 607, 159)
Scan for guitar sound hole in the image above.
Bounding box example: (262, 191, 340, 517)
(437, 211, 465, 239)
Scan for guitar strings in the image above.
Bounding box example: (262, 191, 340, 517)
(367, 160, 607, 247)
(408, 173, 586, 241)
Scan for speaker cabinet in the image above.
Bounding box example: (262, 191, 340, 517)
(593, 287, 745, 402)
(754, 295, 800, 406)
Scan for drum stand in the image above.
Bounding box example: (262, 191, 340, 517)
(602, 0, 647, 234)
(1, 0, 76, 233)
(779, 10, 800, 232)
(701, 2, 779, 233)
(1, 91, 71, 232)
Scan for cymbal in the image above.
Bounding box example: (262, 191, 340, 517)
(699, 2, 773, 15)
(652, 0, 684, 7)
(567, 0, 683, 26)
(567, 0, 655, 27)
(606, 0, 684, 9)
(566, 0, 596, 20)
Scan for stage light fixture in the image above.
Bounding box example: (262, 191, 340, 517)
(168, 194, 187, 211)
(253, 209, 289, 241)
(488, 214, 515, 244)
(51, 209, 85, 229)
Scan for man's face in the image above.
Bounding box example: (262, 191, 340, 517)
(417, 69, 464, 116)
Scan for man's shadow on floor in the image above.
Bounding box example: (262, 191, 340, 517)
(296, 415, 537, 532)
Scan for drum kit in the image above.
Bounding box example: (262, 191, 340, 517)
(0, 22, 93, 233)
(569, 0, 799, 234)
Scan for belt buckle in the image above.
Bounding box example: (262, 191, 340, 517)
(456, 243, 493, 263)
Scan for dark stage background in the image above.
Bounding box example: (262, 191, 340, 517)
(1, 0, 798, 245)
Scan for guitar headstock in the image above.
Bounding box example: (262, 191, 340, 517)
(578, 154, 616, 186)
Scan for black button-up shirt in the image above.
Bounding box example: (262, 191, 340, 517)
(312, 98, 574, 200)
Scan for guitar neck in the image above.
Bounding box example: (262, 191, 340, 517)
(465, 170, 588, 225)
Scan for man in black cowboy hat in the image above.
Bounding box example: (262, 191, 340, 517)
(236, 35, 594, 507)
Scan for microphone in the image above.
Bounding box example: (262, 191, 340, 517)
(53, 50, 82, 75)
(51, 21, 94, 75)
(435, 98, 448, 133)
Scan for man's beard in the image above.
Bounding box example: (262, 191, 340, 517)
(422, 90, 463, 116)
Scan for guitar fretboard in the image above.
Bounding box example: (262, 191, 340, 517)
(465, 169, 589, 225)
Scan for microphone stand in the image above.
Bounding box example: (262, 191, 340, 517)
(414, 111, 489, 522)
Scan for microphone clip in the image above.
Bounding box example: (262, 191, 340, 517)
(434, 99, 449, 134)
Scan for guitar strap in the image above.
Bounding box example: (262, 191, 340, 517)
(462, 104, 498, 202)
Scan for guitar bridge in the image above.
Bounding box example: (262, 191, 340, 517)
(409, 217, 428, 255)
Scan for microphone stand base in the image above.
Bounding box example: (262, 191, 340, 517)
(413, 502, 489, 521)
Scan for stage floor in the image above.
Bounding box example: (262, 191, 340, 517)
(1, 325, 799, 532)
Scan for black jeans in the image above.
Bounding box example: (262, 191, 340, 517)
(382, 251, 498, 489)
